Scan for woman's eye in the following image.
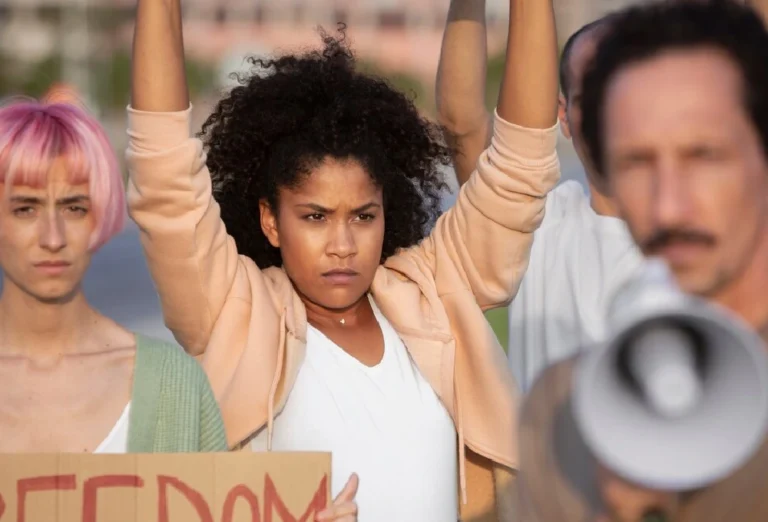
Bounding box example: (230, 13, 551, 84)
(66, 206, 88, 215)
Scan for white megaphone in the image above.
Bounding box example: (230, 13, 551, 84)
(572, 258, 768, 491)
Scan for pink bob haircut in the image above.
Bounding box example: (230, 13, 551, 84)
(0, 99, 125, 251)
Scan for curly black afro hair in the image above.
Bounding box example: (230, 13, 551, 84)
(200, 27, 452, 269)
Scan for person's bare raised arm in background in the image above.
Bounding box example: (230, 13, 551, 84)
(436, 2, 644, 393)
(435, 0, 493, 186)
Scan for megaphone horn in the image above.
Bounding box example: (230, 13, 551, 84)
(572, 259, 768, 492)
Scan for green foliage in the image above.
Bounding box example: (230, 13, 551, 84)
(357, 60, 429, 112)
(34, 6, 62, 24)
(93, 51, 131, 112)
(18, 55, 63, 100)
(485, 51, 506, 111)
(485, 307, 509, 353)
(388, 71, 428, 110)
(186, 57, 217, 101)
(90, 50, 216, 112)
(0, 54, 19, 98)
(87, 6, 135, 32)
(0, 50, 215, 114)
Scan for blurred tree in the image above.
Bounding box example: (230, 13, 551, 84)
(485, 51, 505, 111)
(358, 60, 429, 112)
(186, 58, 218, 103)
(88, 6, 134, 33)
(0, 53, 18, 97)
(94, 51, 215, 112)
(20, 55, 64, 100)
(35, 5, 61, 24)
(388, 71, 428, 110)
(93, 51, 132, 111)
(0, 49, 215, 114)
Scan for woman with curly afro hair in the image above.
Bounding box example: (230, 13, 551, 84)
(127, 0, 559, 520)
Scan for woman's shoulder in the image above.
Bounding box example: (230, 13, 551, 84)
(130, 334, 227, 453)
(135, 333, 184, 355)
(134, 334, 208, 384)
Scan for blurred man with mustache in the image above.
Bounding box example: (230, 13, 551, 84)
(517, 1, 768, 521)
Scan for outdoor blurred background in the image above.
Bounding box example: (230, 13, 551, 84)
(0, 0, 642, 346)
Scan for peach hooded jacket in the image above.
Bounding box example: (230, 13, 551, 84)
(125, 105, 559, 518)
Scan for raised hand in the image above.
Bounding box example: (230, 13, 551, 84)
(316, 473, 359, 522)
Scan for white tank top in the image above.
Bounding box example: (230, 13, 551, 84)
(94, 403, 131, 454)
(251, 297, 458, 521)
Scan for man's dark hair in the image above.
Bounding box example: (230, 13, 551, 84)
(559, 16, 614, 100)
(580, 0, 768, 177)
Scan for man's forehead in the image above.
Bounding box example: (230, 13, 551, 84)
(608, 47, 742, 100)
(604, 50, 749, 147)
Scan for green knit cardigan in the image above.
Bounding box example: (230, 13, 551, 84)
(126, 335, 228, 452)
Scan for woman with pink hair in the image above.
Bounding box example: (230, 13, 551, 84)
(0, 99, 227, 454)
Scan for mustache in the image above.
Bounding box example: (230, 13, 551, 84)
(643, 228, 716, 253)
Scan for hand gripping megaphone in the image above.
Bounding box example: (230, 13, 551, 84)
(572, 258, 768, 491)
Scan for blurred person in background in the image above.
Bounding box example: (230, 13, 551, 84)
(127, 0, 559, 519)
(0, 99, 227, 454)
(517, 2, 768, 520)
(42, 83, 81, 106)
(436, 0, 643, 393)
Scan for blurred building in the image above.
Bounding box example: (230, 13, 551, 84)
(0, 0, 511, 108)
(2, 0, 680, 97)
(12, 0, 766, 119)
(5, 0, 768, 67)
(188, 0, 510, 27)
(0, 0, 510, 64)
(556, 0, 768, 41)
(555, 0, 638, 43)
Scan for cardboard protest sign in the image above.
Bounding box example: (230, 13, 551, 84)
(0, 452, 330, 522)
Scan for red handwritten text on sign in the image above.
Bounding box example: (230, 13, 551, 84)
(0, 453, 331, 522)
(0, 473, 327, 522)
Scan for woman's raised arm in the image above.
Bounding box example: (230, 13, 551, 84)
(131, 0, 188, 111)
(127, 0, 245, 355)
(399, 0, 560, 309)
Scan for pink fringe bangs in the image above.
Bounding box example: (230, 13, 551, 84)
(0, 100, 125, 250)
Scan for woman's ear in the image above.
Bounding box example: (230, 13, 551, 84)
(260, 199, 280, 248)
